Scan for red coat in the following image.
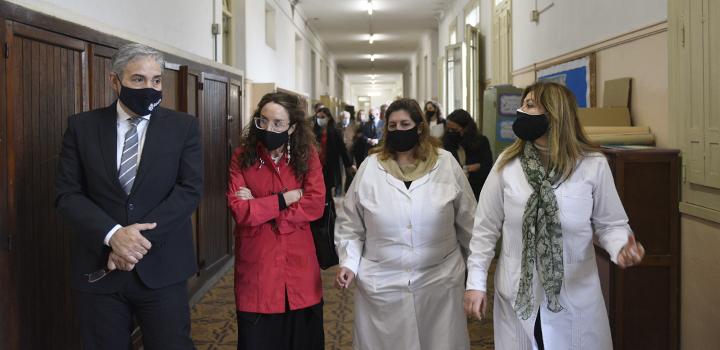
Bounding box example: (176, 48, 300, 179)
(227, 145, 326, 313)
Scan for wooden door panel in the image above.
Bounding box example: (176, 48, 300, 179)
(198, 73, 229, 271)
(6, 20, 88, 349)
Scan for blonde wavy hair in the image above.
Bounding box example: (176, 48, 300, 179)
(498, 82, 599, 181)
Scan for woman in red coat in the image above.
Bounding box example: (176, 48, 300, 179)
(227, 92, 326, 350)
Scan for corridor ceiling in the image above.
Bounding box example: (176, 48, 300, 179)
(298, 0, 448, 75)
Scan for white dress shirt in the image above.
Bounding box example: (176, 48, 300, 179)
(104, 102, 151, 246)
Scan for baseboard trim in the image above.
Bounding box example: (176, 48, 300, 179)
(189, 257, 235, 306)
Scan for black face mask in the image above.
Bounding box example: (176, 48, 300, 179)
(426, 111, 435, 119)
(117, 81, 162, 116)
(257, 128, 289, 151)
(386, 127, 419, 152)
(444, 130, 462, 149)
(513, 110, 549, 141)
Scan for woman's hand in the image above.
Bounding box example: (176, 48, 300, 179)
(617, 234, 645, 268)
(282, 189, 303, 206)
(235, 187, 254, 200)
(463, 290, 488, 320)
(334, 267, 355, 289)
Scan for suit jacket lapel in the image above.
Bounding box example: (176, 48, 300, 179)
(99, 101, 126, 196)
(131, 107, 167, 192)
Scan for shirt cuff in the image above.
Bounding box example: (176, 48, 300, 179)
(278, 193, 288, 210)
(104, 224, 122, 246)
(465, 268, 488, 292)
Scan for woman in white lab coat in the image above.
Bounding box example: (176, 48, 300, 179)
(334, 98, 477, 350)
(464, 82, 646, 350)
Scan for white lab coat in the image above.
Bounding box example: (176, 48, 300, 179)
(467, 152, 631, 350)
(336, 150, 477, 350)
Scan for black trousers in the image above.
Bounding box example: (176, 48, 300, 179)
(236, 301, 324, 350)
(73, 271, 195, 350)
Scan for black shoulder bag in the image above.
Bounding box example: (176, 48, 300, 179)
(310, 192, 339, 269)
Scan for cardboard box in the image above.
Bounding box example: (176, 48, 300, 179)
(578, 107, 631, 127)
(578, 77, 632, 127)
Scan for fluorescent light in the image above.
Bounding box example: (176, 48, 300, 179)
(367, 0, 373, 15)
(369, 33, 374, 44)
(370, 54, 375, 62)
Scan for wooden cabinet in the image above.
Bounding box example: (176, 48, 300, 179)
(596, 147, 680, 350)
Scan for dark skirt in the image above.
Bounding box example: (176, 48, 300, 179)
(236, 301, 324, 350)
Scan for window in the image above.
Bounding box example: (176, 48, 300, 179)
(295, 34, 303, 91)
(492, 0, 512, 84)
(265, 2, 276, 49)
(325, 64, 330, 88)
(222, 0, 233, 65)
(449, 19, 458, 45)
(464, 0, 479, 27)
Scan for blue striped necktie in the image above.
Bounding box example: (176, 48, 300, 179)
(118, 117, 143, 194)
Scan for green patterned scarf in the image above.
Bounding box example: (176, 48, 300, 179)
(515, 142, 564, 320)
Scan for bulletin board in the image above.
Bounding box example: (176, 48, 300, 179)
(536, 54, 596, 107)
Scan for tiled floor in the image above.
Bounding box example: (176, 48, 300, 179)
(190, 265, 495, 350)
(191, 197, 495, 349)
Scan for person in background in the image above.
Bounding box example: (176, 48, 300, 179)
(443, 109, 493, 199)
(335, 98, 476, 350)
(352, 108, 382, 166)
(338, 110, 359, 193)
(379, 103, 388, 121)
(356, 109, 368, 124)
(425, 100, 445, 139)
(314, 107, 354, 197)
(313, 102, 325, 114)
(227, 92, 326, 350)
(464, 82, 645, 350)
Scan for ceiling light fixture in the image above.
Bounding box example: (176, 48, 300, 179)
(370, 54, 375, 62)
(369, 33, 374, 44)
(367, 0, 373, 15)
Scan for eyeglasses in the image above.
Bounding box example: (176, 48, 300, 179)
(85, 268, 112, 283)
(254, 117, 290, 132)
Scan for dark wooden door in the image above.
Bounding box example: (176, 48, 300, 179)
(4, 20, 89, 349)
(0, 16, 14, 350)
(197, 73, 230, 272)
(90, 44, 117, 109)
(227, 80, 242, 253)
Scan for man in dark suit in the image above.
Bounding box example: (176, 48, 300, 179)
(354, 107, 384, 165)
(55, 43, 202, 350)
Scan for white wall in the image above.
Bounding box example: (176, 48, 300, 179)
(238, 0, 341, 99)
(8, 0, 217, 60)
(512, 0, 667, 70)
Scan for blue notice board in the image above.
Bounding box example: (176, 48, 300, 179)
(537, 56, 592, 108)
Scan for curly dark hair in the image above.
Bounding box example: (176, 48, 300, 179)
(238, 92, 316, 178)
